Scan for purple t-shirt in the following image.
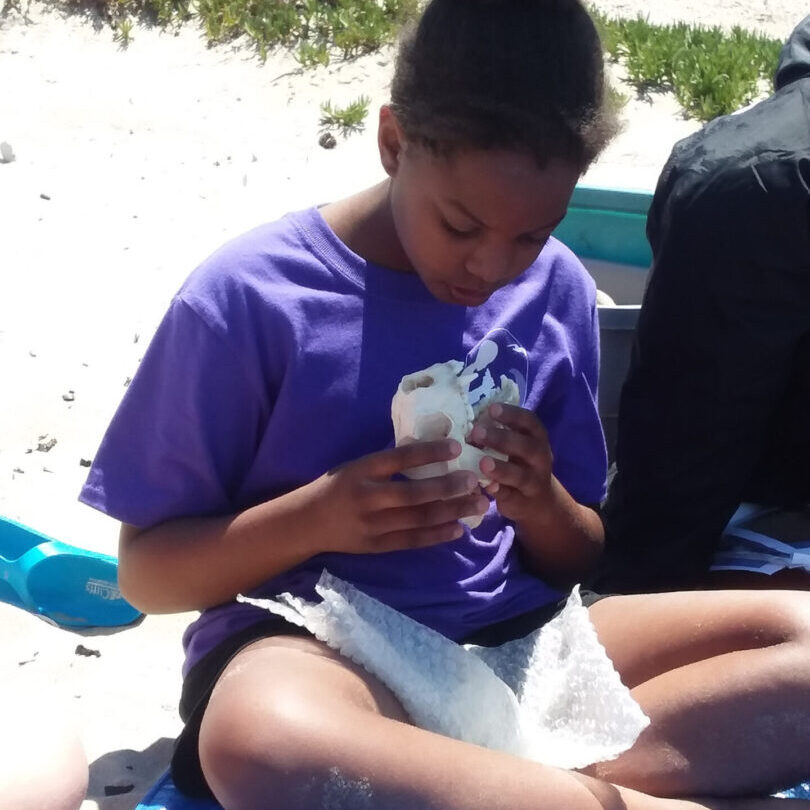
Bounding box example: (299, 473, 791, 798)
(80, 207, 607, 674)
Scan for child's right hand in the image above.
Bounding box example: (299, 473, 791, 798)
(304, 438, 489, 555)
(117, 439, 489, 614)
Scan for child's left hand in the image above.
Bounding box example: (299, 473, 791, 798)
(468, 403, 553, 523)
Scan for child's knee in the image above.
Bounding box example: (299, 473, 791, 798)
(775, 591, 810, 646)
(199, 683, 351, 809)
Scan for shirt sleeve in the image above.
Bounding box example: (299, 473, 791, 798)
(541, 300, 608, 507)
(79, 296, 270, 528)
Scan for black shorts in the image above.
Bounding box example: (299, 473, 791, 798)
(171, 590, 608, 799)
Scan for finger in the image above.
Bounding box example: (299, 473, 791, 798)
(481, 455, 546, 497)
(361, 439, 463, 480)
(465, 411, 499, 449)
(491, 485, 521, 519)
(487, 403, 548, 440)
(469, 422, 541, 466)
(372, 470, 480, 510)
(374, 492, 490, 535)
(374, 521, 465, 552)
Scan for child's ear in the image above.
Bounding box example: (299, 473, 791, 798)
(378, 105, 406, 177)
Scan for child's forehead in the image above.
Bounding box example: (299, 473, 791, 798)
(411, 146, 578, 228)
(414, 144, 570, 185)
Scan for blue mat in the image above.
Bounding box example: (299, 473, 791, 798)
(135, 771, 221, 810)
(135, 770, 810, 809)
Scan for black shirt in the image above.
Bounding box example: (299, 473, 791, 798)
(595, 15, 810, 592)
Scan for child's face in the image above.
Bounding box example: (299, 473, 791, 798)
(380, 112, 579, 307)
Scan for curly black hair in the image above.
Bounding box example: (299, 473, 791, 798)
(390, 0, 619, 172)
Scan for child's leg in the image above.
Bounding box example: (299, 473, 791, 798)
(197, 634, 805, 810)
(585, 589, 810, 797)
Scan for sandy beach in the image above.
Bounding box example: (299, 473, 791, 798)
(0, 1, 806, 807)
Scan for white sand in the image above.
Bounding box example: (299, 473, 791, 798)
(0, 1, 806, 807)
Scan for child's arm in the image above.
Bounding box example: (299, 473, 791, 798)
(118, 438, 488, 613)
(470, 403, 604, 587)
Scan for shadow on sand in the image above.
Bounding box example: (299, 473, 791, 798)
(88, 736, 175, 809)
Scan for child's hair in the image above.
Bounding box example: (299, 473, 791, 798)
(390, 0, 619, 172)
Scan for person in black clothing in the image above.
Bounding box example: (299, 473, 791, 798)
(596, 14, 810, 594)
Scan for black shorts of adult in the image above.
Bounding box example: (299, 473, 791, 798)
(171, 589, 609, 800)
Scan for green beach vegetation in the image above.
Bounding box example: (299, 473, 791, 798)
(320, 95, 372, 136)
(46, 0, 418, 64)
(590, 8, 783, 121)
(2, 0, 784, 124)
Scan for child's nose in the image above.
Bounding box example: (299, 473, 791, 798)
(465, 240, 517, 283)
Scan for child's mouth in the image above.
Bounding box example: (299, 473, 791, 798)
(448, 285, 491, 306)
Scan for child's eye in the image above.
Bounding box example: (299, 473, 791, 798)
(441, 218, 478, 238)
(519, 234, 550, 248)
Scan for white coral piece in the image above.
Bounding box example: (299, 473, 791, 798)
(390, 360, 520, 527)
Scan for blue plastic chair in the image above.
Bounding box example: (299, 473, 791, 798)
(0, 515, 141, 628)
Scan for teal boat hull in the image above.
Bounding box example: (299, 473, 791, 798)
(558, 185, 653, 461)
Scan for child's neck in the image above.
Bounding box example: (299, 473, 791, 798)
(320, 181, 415, 274)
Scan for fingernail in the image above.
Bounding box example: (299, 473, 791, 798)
(489, 403, 502, 418)
(480, 456, 495, 474)
(448, 439, 462, 455)
(475, 497, 489, 513)
(471, 425, 486, 442)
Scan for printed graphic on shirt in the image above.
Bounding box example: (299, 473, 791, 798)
(463, 329, 528, 408)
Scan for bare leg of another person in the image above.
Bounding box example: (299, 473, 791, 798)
(1, 692, 88, 810)
(197, 635, 807, 810)
(586, 589, 810, 798)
